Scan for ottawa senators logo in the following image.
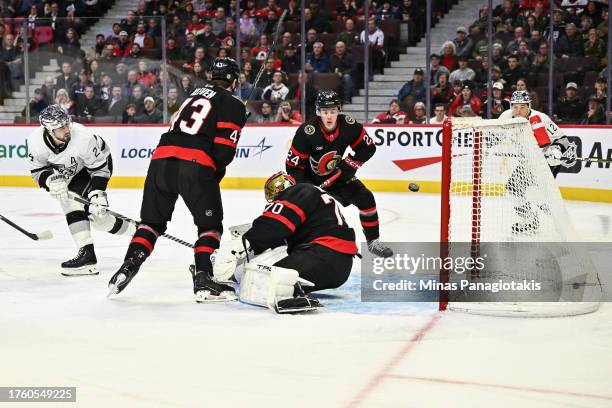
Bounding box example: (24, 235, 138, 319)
(310, 150, 341, 176)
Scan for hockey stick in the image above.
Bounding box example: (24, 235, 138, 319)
(567, 156, 612, 164)
(245, 9, 288, 102)
(67, 192, 194, 249)
(0, 213, 53, 241)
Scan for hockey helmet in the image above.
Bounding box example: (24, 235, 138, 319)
(315, 90, 342, 115)
(264, 171, 296, 202)
(39, 104, 71, 134)
(510, 90, 531, 107)
(211, 57, 241, 84)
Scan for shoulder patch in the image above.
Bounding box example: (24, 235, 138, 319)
(304, 124, 316, 135)
(344, 114, 355, 124)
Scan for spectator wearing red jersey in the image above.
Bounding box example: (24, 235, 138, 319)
(136, 60, 155, 87)
(114, 30, 131, 57)
(251, 34, 270, 62)
(440, 41, 457, 71)
(449, 82, 482, 117)
(372, 99, 409, 124)
(185, 14, 206, 37)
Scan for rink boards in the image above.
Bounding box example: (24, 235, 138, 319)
(0, 123, 611, 202)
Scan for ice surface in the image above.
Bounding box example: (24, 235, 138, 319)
(1, 187, 611, 407)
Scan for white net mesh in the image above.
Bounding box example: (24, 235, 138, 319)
(443, 117, 601, 317)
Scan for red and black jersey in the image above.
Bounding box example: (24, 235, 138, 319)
(285, 114, 375, 185)
(152, 84, 247, 177)
(243, 183, 358, 256)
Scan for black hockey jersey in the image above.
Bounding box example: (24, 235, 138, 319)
(285, 114, 375, 185)
(244, 183, 358, 255)
(152, 84, 247, 177)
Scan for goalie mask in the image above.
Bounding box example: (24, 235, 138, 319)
(310, 151, 341, 176)
(40, 104, 71, 135)
(264, 171, 296, 202)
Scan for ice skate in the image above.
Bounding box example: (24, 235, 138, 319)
(61, 244, 98, 276)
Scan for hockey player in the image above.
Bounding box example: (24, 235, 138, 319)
(215, 171, 358, 313)
(27, 105, 135, 276)
(285, 90, 392, 258)
(108, 58, 247, 302)
(498, 90, 576, 233)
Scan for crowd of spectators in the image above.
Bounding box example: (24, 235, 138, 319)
(384, 0, 610, 124)
(4, 0, 607, 125)
(0, 0, 455, 123)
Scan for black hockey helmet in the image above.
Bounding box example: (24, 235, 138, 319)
(211, 57, 240, 84)
(315, 90, 341, 115)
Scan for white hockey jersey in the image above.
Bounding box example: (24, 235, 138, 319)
(27, 122, 112, 191)
(498, 108, 567, 148)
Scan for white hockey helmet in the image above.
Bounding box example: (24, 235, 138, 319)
(39, 104, 71, 134)
(510, 90, 531, 108)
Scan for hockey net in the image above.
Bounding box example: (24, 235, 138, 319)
(439, 117, 601, 317)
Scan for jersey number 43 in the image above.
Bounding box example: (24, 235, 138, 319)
(170, 97, 212, 135)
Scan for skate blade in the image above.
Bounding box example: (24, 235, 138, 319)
(61, 265, 98, 277)
(107, 274, 127, 298)
(195, 290, 237, 303)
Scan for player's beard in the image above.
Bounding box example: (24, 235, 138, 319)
(52, 131, 71, 146)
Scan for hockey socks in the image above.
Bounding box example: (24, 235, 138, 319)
(194, 229, 221, 274)
(125, 224, 159, 259)
(359, 206, 380, 242)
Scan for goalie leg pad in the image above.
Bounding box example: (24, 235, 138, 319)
(239, 262, 317, 312)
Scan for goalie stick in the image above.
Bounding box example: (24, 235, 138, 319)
(67, 192, 194, 249)
(0, 213, 53, 241)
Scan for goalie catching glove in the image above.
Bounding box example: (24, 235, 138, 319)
(87, 189, 108, 217)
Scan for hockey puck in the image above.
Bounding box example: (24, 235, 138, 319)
(408, 183, 420, 192)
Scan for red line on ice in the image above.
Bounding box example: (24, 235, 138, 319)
(345, 313, 442, 408)
(385, 375, 612, 402)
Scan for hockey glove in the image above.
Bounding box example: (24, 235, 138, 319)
(47, 174, 68, 200)
(543, 144, 563, 167)
(88, 189, 108, 217)
(337, 156, 362, 182)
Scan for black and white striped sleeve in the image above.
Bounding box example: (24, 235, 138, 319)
(84, 134, 112, 191)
